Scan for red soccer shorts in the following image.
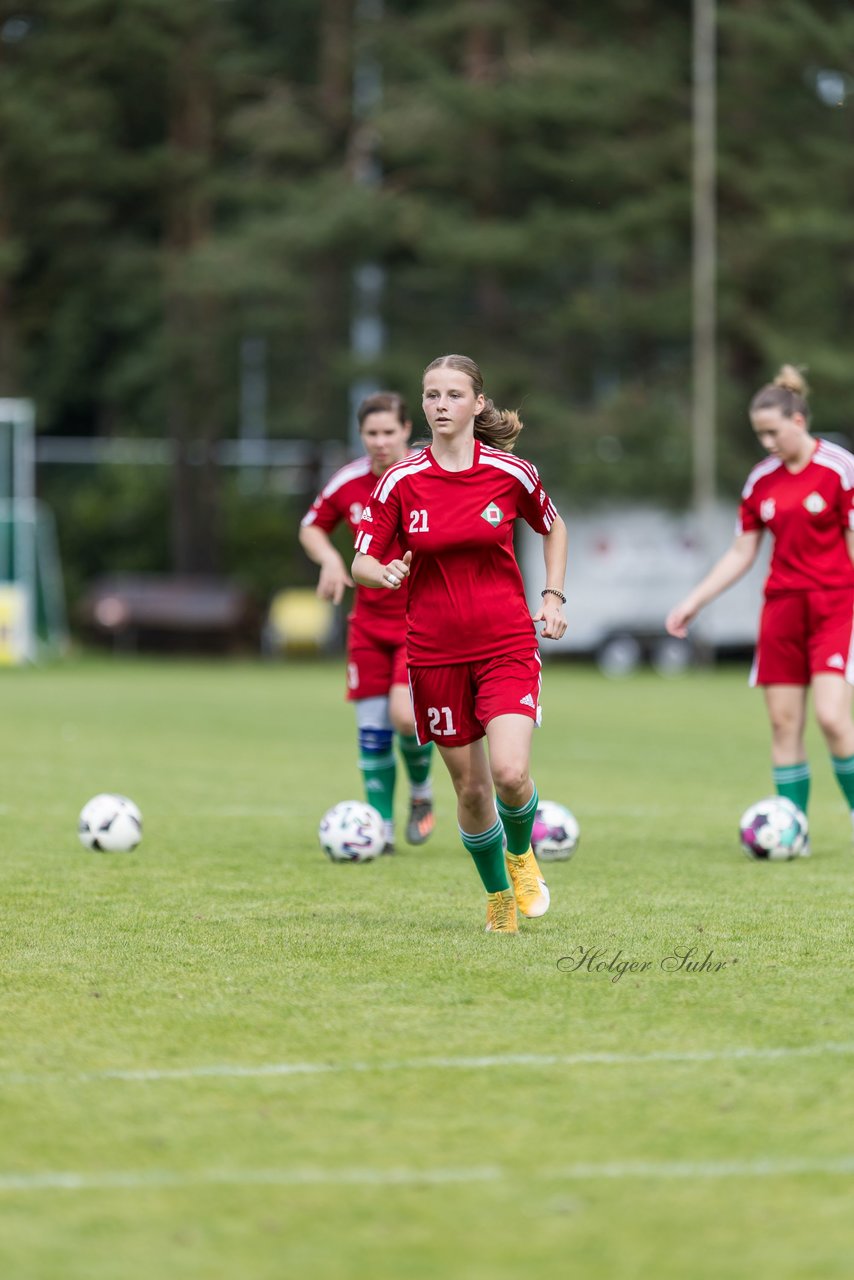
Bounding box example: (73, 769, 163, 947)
(408, 648, 543, 747)
(751, 588, 854, 687)
(346, 635, 408, 701)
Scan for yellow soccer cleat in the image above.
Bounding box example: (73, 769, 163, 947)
(505, 849, 550, 918)
(485, 889, 518, 933)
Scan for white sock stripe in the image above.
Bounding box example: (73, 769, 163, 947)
(497, 789, 539, 819)
(458, 820, 503, 846)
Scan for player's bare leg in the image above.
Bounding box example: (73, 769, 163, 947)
(764, 684, 811, 853)
(813, 674, 854, 842)
(390, 682, 434, 846)
(485, 714, 549, 918)
(439, 739, 516, 932)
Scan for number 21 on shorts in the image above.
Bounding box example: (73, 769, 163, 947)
(427, 706, 457, 736)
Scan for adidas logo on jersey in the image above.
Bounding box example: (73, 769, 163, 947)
(803, 492, 827, 514)
(360, 505, 373, 522)
(481, 502, 504, 526)
(827, 653, 845, 670)
(519, 693, 536, 708)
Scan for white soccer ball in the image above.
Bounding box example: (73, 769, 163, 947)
(531, 799, 580, 862)
(318, 800, 385, 863)
(78, 793, 143, 853)
(739, 796, 808, 861)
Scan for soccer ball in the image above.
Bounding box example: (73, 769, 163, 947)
(738, 796, 808, 861)
(78, 793, 143, 853)
(318, 800, 385, 863)
(531, 799, 580, 862)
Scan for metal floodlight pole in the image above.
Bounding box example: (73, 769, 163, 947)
(349, 0, 385, 453)
(692, 0, 717, 537)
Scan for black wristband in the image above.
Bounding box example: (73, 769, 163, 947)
(541, 588, 566, 604)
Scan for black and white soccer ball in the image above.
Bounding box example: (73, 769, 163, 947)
(318, 800, 384, 863)
(531, 799, 580, 862)
(738, 796, 808, 861)
(78, 793, 143, 853)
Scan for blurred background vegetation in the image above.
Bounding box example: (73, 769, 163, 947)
(0, 0, 852, 609)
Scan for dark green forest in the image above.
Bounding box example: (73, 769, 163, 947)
(0, 0, 852, 605)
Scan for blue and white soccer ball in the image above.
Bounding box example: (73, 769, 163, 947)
(319, 800, 385, 863)
(531, 799, 580, 862)
(78, 793, 143, 852)
(738, 796, 808, 861)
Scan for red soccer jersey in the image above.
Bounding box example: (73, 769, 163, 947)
(354, 440, 559, 666)
(301, 454, 407, 644)
(737, 438, 854, 595)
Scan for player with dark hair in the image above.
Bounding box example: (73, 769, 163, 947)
(667, 365, 854, 844)
(300, 393, 434, 853)
(352, 355, 568, 932)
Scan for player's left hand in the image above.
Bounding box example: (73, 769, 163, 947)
(533, 597, 567, 640)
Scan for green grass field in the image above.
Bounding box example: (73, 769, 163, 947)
(1, 656, 853, 1279)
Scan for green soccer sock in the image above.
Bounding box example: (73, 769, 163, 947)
(398, 734, 433, 796)
(359, 751, 396, 824)
(830, 753, 854, 809)
(773, 762, 810, 815)
(496, 782, 539, 856)
(459, 817, 510, 893)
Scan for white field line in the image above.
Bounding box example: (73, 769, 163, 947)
(3, 1041, 854, 1088)
(2, 1155, 854, 1195)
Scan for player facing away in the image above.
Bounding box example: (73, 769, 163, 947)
(352, 354, 568, 933)
(666, 365, 854, 848)
(299, 392, 435, 853)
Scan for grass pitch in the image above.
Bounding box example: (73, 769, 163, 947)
(1, 656, 853, 1279)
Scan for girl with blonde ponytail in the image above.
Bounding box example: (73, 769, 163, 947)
(667, 365, 854, 849)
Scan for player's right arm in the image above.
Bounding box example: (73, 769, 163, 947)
(352, 548, 412, 591)
(666, 529, 762, 638)
(351, 474, 411, 591)
(298, 524, 354, 606)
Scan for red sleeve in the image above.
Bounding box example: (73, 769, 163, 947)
(516, 466, 560, 534)
(354, 481, 401, 561)
(300, 487, 344, 535)
(737, 493, 761, 535)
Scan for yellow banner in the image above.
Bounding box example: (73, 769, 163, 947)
(0, 584, 29, 665)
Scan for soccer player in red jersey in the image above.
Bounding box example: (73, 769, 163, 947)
(299, 392, 434, 853)
(352, 354, 568, 933)
(667, 366, 854, 847)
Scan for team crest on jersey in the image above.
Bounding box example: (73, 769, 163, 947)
(481, 502, 504, 526)
(760, 498, 776, 523)
(803, 492, 827, 515)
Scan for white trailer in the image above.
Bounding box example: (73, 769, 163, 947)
(519, 503, 770, 674)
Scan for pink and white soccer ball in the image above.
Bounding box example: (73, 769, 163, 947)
(738, 796, 808, 861)
(318, 800, 385, 863)
(531, 799, 580, 862)
(78, 793, 143, 852)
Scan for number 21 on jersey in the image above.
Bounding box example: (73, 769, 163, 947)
(408, 509, 429, 533)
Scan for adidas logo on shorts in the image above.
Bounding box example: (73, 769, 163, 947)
(519, 693, 535, 708)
